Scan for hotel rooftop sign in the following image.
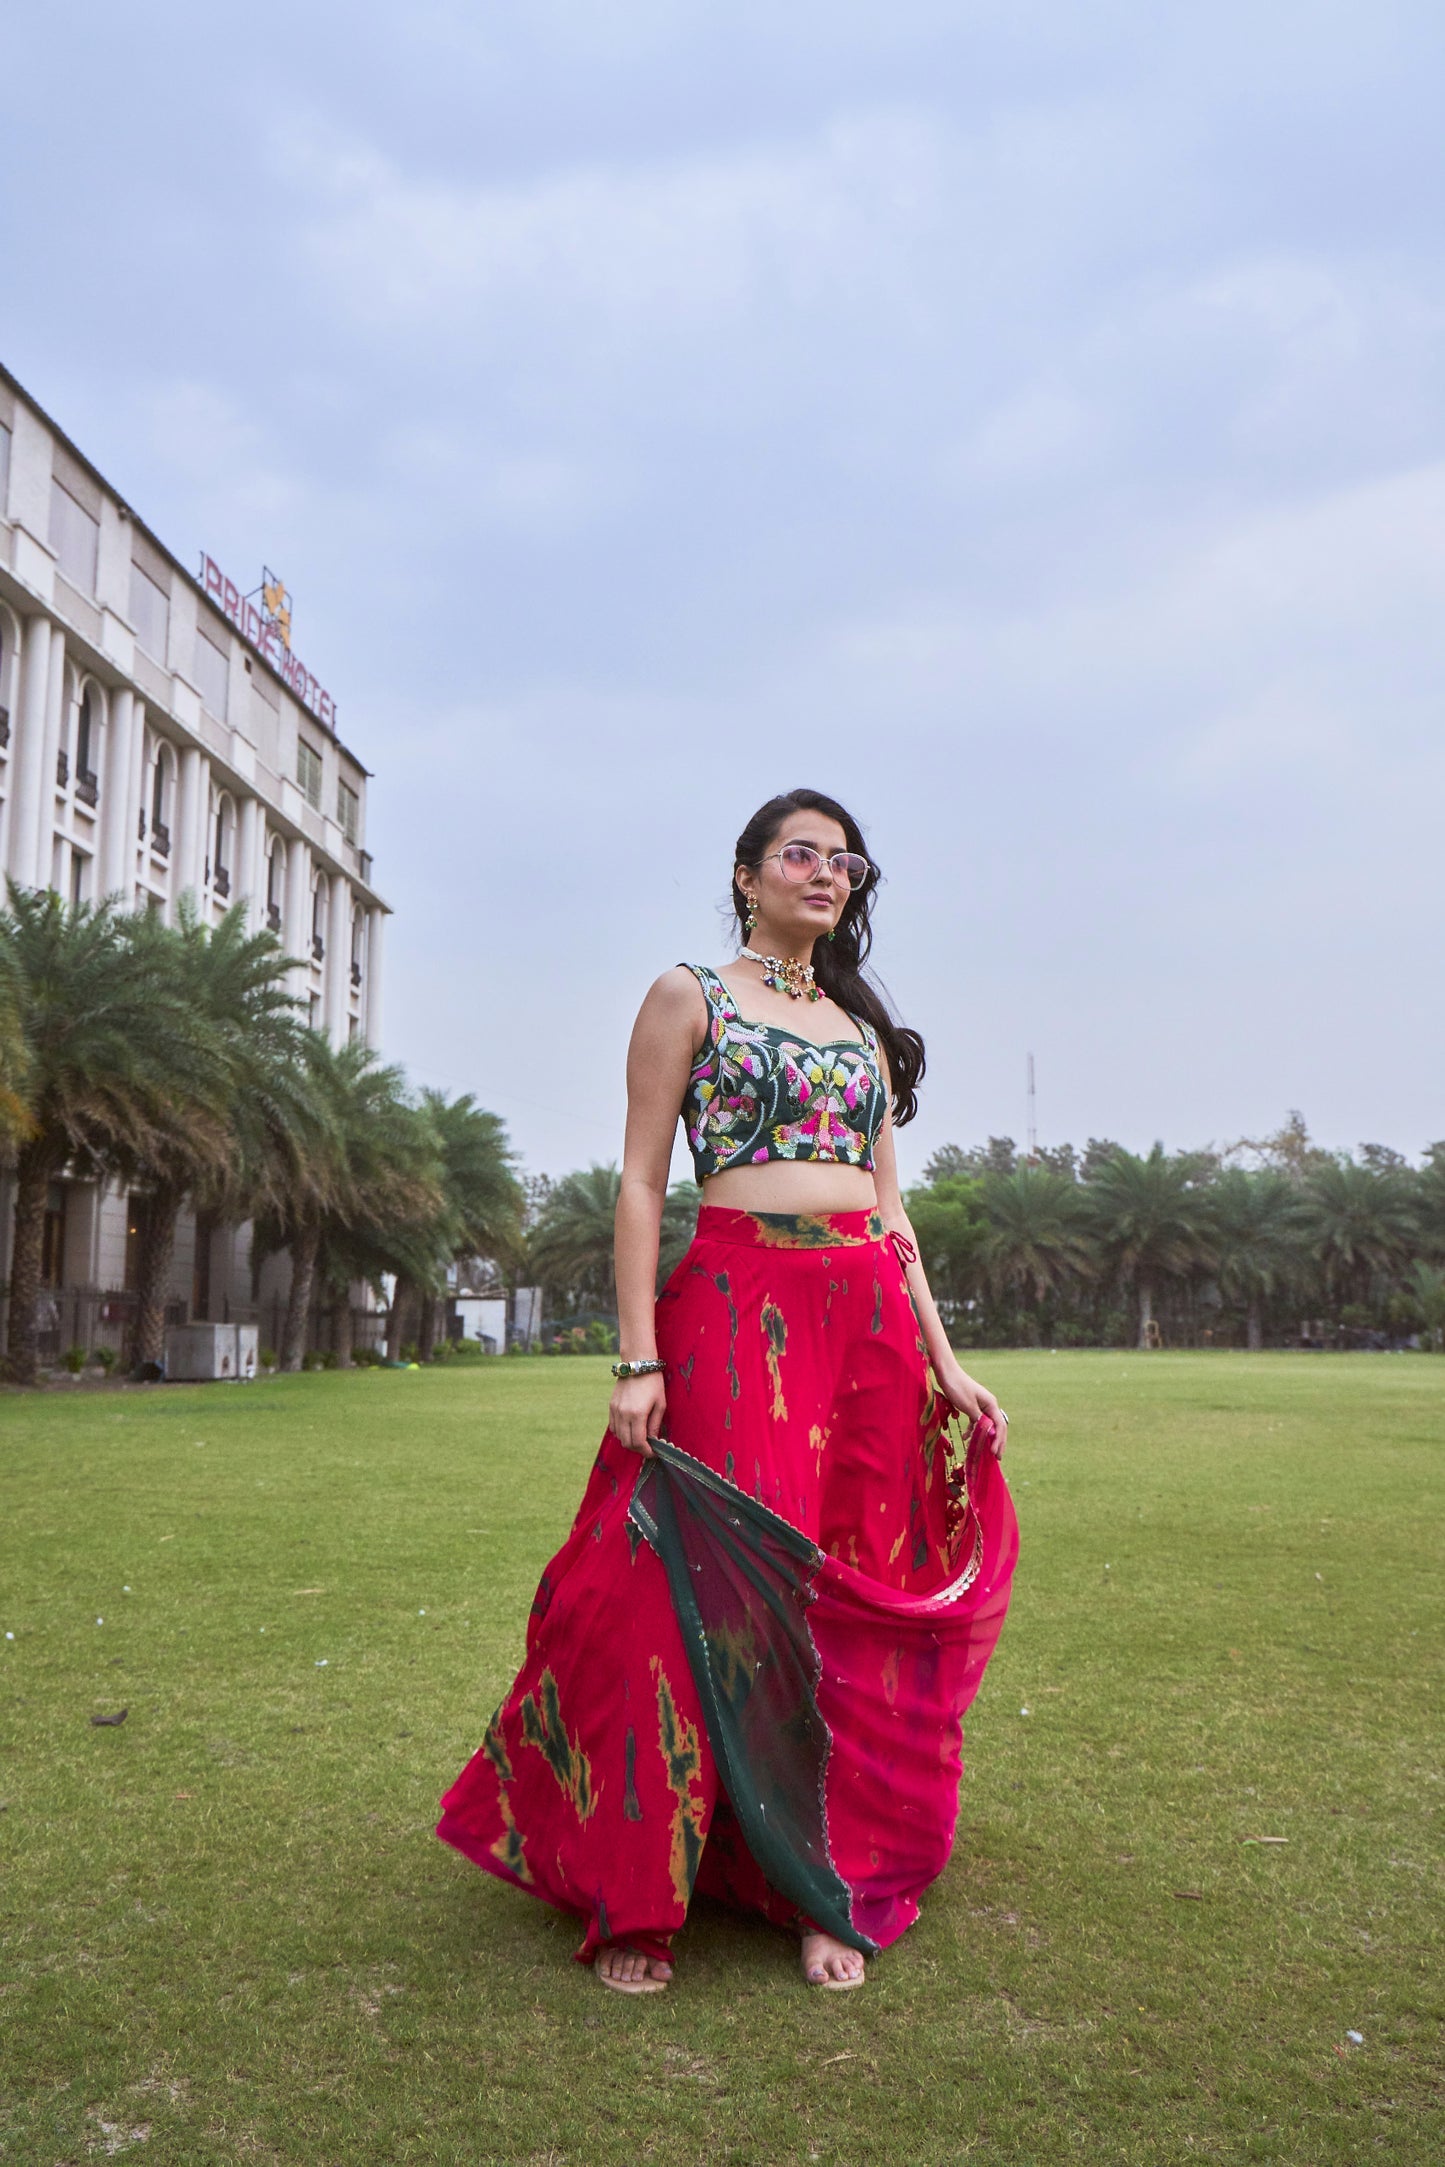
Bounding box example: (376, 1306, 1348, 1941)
(199, 553, 338, 730)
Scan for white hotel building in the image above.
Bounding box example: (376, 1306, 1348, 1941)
(0, 361, 389, 1359)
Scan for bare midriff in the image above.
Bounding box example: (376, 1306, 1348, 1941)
(699, 1161, 880, 1214)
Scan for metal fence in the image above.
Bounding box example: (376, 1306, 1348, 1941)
(0, 1286, 188, 1369)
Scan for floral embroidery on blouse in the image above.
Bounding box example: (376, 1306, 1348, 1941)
(679, 964, 887, 1185)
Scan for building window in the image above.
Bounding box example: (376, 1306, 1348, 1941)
(337, 778, 359, 845)
(76, 686, 93, 775)
(297, 738, 324, 810)
(212, 798, 233, 897)
(350, 905, 365, 987)
(265, 838, 284, 932)
(192, 1209, 215, 1322)
(193, 624, 229, 718)
(75, 685, 100, 803)
(0, 608, 15, 748)
(124, 1195, 151, 1293)
(49, 480, 99, 591)
(69, 851, 90, 907)
(41, 1182, 69, 1286)
(149, 745, 173, 856)
(311, 874, 327, 961)
(130, 560, 170, 662)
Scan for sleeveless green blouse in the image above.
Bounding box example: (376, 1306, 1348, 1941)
(680, 963, 887, 1184)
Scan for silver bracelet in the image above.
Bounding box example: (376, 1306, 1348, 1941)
(611, 1357, 665, 1380)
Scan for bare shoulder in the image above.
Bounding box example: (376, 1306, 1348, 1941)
(633, 965, 708, 1044)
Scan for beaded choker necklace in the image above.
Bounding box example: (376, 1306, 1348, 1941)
(739, 946, 822, 1002)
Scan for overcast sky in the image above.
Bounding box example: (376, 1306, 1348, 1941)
(4, 3, 1442, 1184)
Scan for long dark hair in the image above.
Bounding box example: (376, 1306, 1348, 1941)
(731, 788, 926, 1126)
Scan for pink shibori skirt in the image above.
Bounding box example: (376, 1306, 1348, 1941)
(437, 1206, 1019, 1960)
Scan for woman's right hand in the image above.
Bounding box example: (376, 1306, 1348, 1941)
(608, 1371, 669, 1457)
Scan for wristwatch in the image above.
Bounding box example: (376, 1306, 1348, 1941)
(611, 1357, 666, 1380)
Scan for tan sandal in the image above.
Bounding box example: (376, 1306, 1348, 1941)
(594, 1947, 671, 1995)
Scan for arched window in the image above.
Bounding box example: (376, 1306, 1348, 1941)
(265, 838, 284, 932)
(311, 872, 328, 962)
(148, 742, 173, 857)
(350, 904, 365, 989)
(212, 794, 234, 898)
(75, 683, 101, 805)
(0, 606, 18, 749)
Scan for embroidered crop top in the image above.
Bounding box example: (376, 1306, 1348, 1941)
(679, 963, 887, 1184)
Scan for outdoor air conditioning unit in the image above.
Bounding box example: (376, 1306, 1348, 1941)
(165, 1322, 245, 1382)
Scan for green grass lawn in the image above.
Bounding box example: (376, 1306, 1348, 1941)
(2, 1353, 1441, 2166)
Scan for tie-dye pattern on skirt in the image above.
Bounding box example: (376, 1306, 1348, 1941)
(436, 1206, 1018, 1963)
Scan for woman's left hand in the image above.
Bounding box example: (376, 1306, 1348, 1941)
(935, 1359, 1008, 1458)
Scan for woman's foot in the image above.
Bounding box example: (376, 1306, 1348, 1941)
(801, 1930, 866, 1990)
(594, 1944, 673, 1995)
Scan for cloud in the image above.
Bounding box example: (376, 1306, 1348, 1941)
(8, 2, 1445, 1167)
(276, 108, 948, 352)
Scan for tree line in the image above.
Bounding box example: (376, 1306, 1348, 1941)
(6, 887, 1441, 1379)
(907, 1125, 1445, 1350)
(517, 1122, 1445, 1354)
(0, 887, 524, 1386)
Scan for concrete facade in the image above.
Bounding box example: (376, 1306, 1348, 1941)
(0, 361, 391, 1361)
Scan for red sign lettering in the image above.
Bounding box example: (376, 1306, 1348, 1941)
(197, 553, 337, 730)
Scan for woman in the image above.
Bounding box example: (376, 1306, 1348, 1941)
(438, 788, 1018, 1992)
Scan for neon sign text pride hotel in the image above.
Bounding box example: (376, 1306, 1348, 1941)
(199, 553, 338, 730)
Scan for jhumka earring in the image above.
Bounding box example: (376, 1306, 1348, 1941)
(745, 902, 758, 934)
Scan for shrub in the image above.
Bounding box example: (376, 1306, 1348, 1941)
(260, 1347, 277, 1371)
(585, 1320, 618, 1356)
(1050, 1319, 1094, 1349)
(93, 1345, 118, 1373)
(62, 1345, 87, 1375)
(400, 1341, 419, 1365)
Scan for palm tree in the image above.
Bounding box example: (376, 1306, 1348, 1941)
(0, 925, 27, 1147)
(284, 1076, 522, 1369)
(659, 1181, 700, 1286)
(297, 1041, 450, 1371)
(907, 1173, 986, 1325)
(531, 1163, 623, 1311)
(979, 1166, 1091, 1323)
(246, 1033, 387, 1370)
(1415, 1144, 1445, 1263)
(407, 1092, 525, 1359)
(1298, 1156, 1419, 1314)
(1208, 1167, 1308, 1350)
(1403, 1261, 1445, 1352)
(316, 1079, 443, 1366)
(1086, 1143, 1211, 1348)
(529, 1164, 696, 1317)
(127, 900, 306, 1368)
(0, 886, 190, 1384)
